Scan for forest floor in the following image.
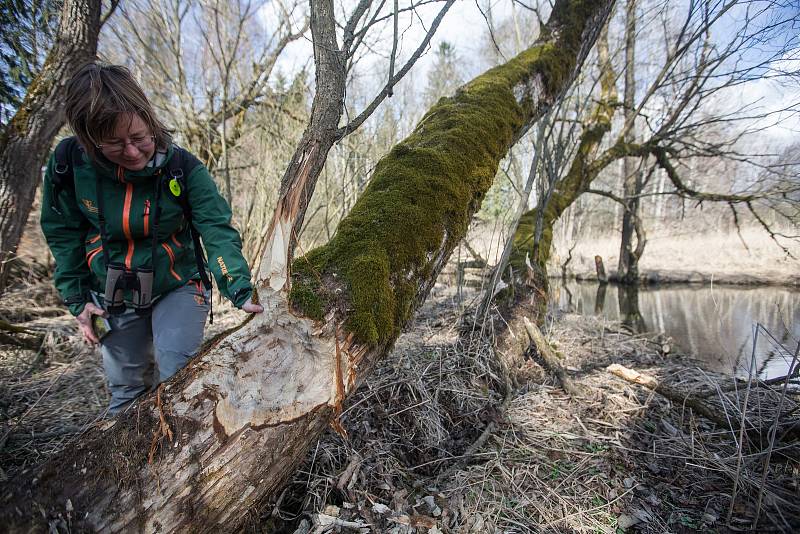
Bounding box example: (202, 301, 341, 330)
(1, 259, 798, 533)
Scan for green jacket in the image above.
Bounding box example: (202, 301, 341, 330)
(40, 142, 253, 316)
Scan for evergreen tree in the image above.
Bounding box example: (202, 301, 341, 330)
(422, 41, 463, 108)
(0, 0, 62, 122)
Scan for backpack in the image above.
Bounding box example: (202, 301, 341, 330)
(50, 136, 214, 304)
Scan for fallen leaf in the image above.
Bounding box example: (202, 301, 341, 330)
(372, 503, 391, 514)
(323, 504, 340, 517)
(617, 513, 641, 529)
(410, 515, 436, 528)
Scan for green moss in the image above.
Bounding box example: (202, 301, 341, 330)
(290, 0, 608, 346)
(287, 256, 327, 322)
(288, 282, 325, 322)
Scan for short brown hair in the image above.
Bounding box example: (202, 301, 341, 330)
(65, 63, 171, 162)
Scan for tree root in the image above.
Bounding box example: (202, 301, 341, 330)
(523, 318, 584, 398)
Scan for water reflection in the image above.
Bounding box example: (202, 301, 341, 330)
(549, 279, 800, 378)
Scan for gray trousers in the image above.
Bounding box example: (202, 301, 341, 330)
(99, 281, 209, 414)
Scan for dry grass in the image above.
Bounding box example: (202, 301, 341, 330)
(1, 268, 798, 532)
(444, 315, 799, 533)
(0, 263, 107, 478)
(551, 226, 800, 283)
(263, 296, 799, 533)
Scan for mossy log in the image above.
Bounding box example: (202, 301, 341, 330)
(1, 1, 614, 531)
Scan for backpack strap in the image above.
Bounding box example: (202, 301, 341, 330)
(162, 145, 214, 323)
(50, 136, 80, 215)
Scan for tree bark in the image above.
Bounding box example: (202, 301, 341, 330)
(617, 0, 644, 284)
(1, 1, 614, 531)
(0, 0, 102, 294)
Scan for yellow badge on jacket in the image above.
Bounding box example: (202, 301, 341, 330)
(169, 178, 182, 196)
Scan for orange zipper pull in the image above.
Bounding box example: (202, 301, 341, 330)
(144, 199, 151, 236)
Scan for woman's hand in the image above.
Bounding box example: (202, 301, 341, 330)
(76, 302, 107, 344)
(242, 298, 264, 314)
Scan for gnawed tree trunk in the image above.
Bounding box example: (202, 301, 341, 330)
(0, 0, 102, 294)
(1, 1, 613, 530)
(258, 0, 455, 288)
(257, 0, 345, 291)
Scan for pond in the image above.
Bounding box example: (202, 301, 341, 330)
(548, 279, 800, 379)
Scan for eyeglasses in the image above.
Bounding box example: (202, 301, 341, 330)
(97, 135, 155, 155)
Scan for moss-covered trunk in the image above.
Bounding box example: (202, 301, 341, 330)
(503, 22, 618, 323)
(290, 0, 615, 346)
(1, 1, 613, 531)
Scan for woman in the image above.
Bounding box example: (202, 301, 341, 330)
(40, 62, 263, 414)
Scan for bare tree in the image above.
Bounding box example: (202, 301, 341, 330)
(107, 0, 307, 176)
(504, 0, 800, 305)
(617, 0, 643, 283)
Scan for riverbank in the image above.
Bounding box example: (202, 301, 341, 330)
(1, 275, 798, 532)
(461, 223, 800, 287)
(573, 269, 800, 287)
(263, 288, 800, 533)
(557, 227, 800, 288)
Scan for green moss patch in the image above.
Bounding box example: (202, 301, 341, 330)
(290, 0, 606, 346)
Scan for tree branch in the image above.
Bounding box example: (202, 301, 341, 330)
(335, 0, 455, 140)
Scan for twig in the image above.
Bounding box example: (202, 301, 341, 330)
(4, 426, 82, 442)
(435, 390, 512, 482)
(727, 324, 758, 525)
(754, 340, 800, 525)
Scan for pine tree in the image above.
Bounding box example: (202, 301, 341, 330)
(0, 0, 62, 122)
(422, 41, 463, 108)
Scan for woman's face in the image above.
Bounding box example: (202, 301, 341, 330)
(99, 113, 156, 171)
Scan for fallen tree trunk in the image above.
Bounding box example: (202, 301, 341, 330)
(607, 364, 800, 441)
(1, 1, 614, 530)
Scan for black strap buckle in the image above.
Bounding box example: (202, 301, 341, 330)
(64, 294, 87, 305)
